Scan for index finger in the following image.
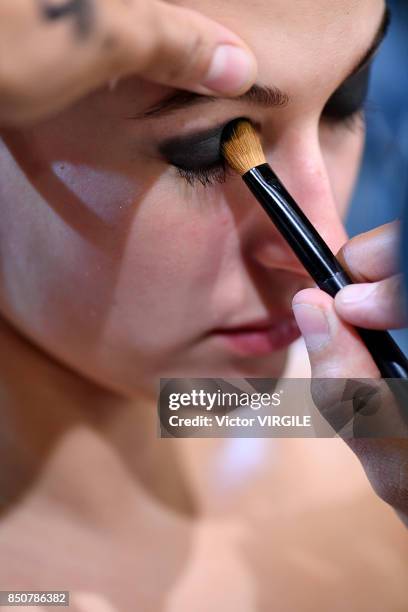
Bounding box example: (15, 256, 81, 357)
(337, 220, 402, 282)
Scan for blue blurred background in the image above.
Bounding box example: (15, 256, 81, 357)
(347, 0, 408, 353)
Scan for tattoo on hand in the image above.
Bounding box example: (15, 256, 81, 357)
(39, 0, 93, 39)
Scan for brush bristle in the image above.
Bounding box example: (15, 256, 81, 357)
(222, 120, 266, 175)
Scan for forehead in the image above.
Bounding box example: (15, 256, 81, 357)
(169, 0, 385, 99)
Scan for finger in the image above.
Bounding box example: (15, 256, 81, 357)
(292, 288, 408, 438)
(347, 438, 408, 524)
(0, 0, 257, 125)
(292, 288, 380, 379)
(133, 0, 257, 96)
(293, 288, 381, 436)
(293, 287, 408, 522)
(337, 220, 402, 282)
(335, 274, 408, 329)
(0, 0, 127, 124)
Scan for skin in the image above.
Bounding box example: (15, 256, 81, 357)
(1, 0, 375, 394)
(293, 222, 408, 527)
(0, 0, 257, 123)
(0, 0, 407, 610)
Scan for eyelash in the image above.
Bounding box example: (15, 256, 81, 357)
(176, 162, 228, 187)
(323, 106, 366, 133)
(176, 102, 367, 188)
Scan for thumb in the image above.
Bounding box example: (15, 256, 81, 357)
(292, 288, 380, 379)
(292, 288, 396, 437)
(292, 292, 408, 515)
(134, 0, 257, 95)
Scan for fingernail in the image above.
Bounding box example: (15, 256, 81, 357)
(292, 304, 330, 352)
(202, 45, 255, 94)
(336, 283, 376, 305)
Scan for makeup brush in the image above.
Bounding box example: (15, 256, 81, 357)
(222, 119, 408, 380)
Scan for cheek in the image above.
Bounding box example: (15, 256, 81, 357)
(51, 162, 139, 224)
(1, 145, 236, 378)
(105, 182, 236, 345)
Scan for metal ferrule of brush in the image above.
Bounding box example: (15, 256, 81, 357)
(243, 163, 353, 295)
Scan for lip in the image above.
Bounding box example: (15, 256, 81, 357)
(210, 315, 301, 356)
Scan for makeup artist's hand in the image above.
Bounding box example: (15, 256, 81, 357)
(0, 0, 256, 126)
(292, 219, 408, 527)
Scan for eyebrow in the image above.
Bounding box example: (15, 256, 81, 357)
(133, 84, 289, 119)
(131, 6, 390, 121)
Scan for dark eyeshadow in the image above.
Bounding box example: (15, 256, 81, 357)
(158, 124, 225, 171)
(323, 63, 372, 120)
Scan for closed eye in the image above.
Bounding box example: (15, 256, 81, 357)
(322, 61, 372, 125)
(159, 9, 390, 188)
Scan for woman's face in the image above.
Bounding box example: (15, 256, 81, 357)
(0, 0, 386, 396)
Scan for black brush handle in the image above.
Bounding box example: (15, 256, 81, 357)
(243, 164, 408, 379)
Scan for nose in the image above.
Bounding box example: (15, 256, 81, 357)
(239, 124, 350, 275)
